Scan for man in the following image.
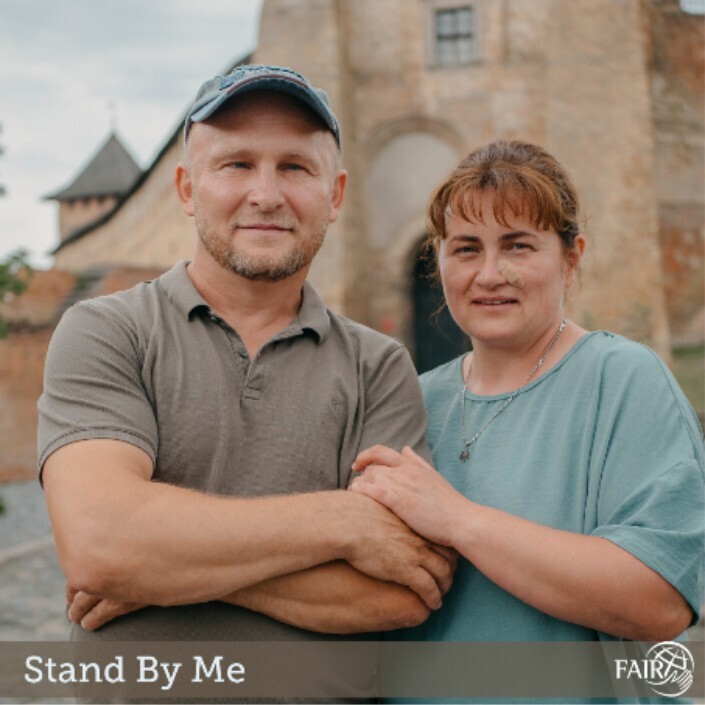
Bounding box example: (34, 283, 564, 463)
(39, 65, 454, 642)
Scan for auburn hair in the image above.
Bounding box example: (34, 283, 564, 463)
(427, 140, 581, 251)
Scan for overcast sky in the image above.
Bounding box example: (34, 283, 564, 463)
(0, 0, 263, 268)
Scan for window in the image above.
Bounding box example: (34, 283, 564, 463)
(680, 0, 705, 14)
(434, 6, 476, 66)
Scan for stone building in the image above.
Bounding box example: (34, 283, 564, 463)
(1, 0, 703, 479)
(52, 0, 704, 359)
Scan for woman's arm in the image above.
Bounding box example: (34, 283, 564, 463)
(450, 499, 692, 640)
(351, 446, 694, 641)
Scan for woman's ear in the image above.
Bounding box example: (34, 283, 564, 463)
(565, 234, 586, 288)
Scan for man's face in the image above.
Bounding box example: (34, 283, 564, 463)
(177, 91, 346, 281)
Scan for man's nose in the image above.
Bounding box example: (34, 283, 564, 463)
(246, 169, 285, 211)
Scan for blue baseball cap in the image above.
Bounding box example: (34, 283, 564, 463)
(184, 64, 340, 147)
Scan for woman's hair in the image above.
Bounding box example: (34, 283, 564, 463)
(427, 140, 581, 251)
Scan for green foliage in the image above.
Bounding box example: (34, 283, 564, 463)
(0, 249, 32, 338)
(672, 344, 705, 423)
(0, 493, 5, 515)
(0, 249, 31, 295)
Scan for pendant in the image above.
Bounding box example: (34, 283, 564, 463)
(459, 447, 469, 462)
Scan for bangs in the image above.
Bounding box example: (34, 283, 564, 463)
(425, 140, 582, 278)
(444, 166, 568, 235)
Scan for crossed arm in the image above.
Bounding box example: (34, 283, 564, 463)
(45, 439, 455, 633)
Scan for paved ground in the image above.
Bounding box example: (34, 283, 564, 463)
(0, 481, 68, 642)
(0, 481, 53, 552)
(0, 482, 70, 702)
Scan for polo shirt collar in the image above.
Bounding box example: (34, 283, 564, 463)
(159, 261, 331, 342)
(297, 281, 331, 342)
(159, 261, 209, 317)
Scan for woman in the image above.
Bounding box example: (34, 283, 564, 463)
(351, 140, 704, 643)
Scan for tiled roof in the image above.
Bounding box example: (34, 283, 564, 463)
(45, 133, 142, 201)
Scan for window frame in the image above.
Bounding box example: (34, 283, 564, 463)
(426, 0, 482, 69)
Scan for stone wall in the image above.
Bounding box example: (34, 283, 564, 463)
(57, 195, 118, 242)
(649, 0, 704, 346)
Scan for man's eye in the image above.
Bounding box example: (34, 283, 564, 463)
(508, 242, 530, 251)
(282, 163, 305, 171)
(229, 162, 250, 169)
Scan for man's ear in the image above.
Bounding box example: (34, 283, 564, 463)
(327, 169, 348, 224)
(175, 162, 195, 216)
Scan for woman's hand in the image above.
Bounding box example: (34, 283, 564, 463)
(350, 445, 468, 547)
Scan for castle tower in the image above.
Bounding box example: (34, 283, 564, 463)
(45, 132, 142, 244)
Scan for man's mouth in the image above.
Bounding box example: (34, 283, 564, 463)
(238, 224, 292, 231)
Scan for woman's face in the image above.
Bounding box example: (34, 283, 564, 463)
(438, 191, 584, 351)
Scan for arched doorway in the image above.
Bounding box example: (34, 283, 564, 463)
(411, 237, 470, 374)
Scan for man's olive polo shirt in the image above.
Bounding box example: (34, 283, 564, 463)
(38, 261, 429, 641)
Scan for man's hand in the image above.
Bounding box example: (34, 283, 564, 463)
(339, 492, 457, 610)
(67, 584, 146, 631)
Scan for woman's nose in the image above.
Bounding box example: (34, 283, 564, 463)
(474, 255, 506, 288)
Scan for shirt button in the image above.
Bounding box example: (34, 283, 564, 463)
(239, 349, 248, 358)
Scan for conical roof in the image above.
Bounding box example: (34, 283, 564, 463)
(45, 132, 142, 201)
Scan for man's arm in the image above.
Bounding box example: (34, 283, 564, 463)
(45, 439, 452, 610)
(69, 560, 436, 633)
(222, 561, 448, 633)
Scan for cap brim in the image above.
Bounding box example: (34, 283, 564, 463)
(188, 76, 338, 143)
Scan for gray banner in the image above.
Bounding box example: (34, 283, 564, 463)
(0, 641, 702, 700)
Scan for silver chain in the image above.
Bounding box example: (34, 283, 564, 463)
(459, 320, 567, 462)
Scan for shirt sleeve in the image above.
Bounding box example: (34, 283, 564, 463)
(37, 300, 158, 477)
(588, 343, 705, 621)
(346, 343, 430, 487)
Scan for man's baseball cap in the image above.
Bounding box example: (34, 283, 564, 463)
(184, 64, 340, 147)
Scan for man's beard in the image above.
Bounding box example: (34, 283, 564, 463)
(195, 215, 327, 282)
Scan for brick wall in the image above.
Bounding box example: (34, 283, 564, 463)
(0, 269, 76, 328)
(0, 329, 52, 482)
(0, 266, 166, 483)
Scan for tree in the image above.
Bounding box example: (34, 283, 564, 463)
(0, 249, 32, 338)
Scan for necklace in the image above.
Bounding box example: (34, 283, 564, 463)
(459, 319, 567, 462)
